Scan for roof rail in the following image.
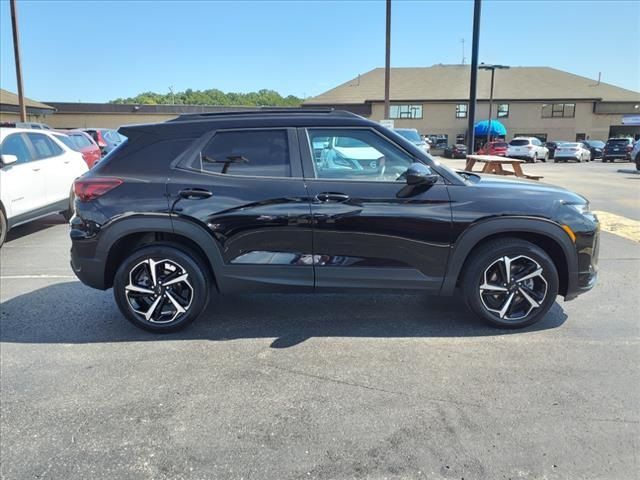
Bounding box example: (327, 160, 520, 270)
(168, 107, 359, 122)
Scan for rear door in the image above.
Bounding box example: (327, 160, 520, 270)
(168, 127, 314, 293)
(0, 132, 47, 216)
(300, 127, 452, 291)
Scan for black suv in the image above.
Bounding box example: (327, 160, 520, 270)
(602, 138, 634, 162)
(70, 109, 599, 332)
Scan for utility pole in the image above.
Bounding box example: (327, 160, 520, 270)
(466, 0, 481, 154)
(461, 39, 466, 65)
(479, 63, 509, 144)
(384, 0, 391, 120)
(168, 85, 175, 105)
(10, 0, 26, 122)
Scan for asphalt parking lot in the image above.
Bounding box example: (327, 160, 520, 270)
(1, 161, 639, 480)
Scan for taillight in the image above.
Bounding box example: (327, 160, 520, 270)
(96, 131, 107, 148)
(74, 177, 123, 201)
(527, 145, 534, 150)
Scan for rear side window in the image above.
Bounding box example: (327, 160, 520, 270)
(509, 139, 529, 146)
(26, 133, 63, 159)
(97, 137, 192, 174)
(54, 134, 79, 151)
(1, 133, 34, 164)
(198, 129, 291, 178)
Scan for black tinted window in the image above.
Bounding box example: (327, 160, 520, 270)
(26, 133, 63, 159)
(1, 133, 33, 163)
(199, 130, 291, 177)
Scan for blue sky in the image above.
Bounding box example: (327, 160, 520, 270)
(1, 0, 638, 102)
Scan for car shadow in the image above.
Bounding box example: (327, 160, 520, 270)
(5, 214, 67, 244)
(0, 281, 568, 347)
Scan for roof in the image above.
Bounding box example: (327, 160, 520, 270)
(0, 89, 55, 111)
(304, 65, 640, 104)
(119, 110, 372, 137)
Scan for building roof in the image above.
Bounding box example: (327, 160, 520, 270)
(44, 102, 270, 115)
(304, 65, 640, 104)
(0, 88, 55, 111)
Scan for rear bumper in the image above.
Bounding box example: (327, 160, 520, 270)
(70, 237, 108, 290)
(603, 152, 630, 159)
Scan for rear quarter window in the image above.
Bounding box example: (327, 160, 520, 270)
(95, 136, 195, 175)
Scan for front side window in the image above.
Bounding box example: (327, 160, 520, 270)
(456, 103, 468, 118)
(497, 103, 509, 118)
(308, 128, 414, 182)
(542, 103, 576, 118)
(1, 133, 34, 164)
(389, 105, 423, 119)
(199, 129, 291, 177)
(26, 133, 63, 159)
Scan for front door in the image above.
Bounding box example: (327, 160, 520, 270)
(300, 127, 452, 291)
(168, 127, 314, 293)
(0, 132, 47, 218)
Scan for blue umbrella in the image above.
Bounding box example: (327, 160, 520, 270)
(474, 120, 507, 137)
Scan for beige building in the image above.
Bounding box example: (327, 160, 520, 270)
(0, 88, 55, 123)
(303, 65, 640, 144)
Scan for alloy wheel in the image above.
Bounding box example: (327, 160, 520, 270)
(125, 258, 193, 323)
(479, 255, 548, 322)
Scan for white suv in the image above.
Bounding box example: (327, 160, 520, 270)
(0, 128, 88, 247)
(507, 137, 549, 162)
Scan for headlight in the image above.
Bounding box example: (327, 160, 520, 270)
(568, 203, 590, 214)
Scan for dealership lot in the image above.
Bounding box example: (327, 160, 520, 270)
(1, 162, 639, 479)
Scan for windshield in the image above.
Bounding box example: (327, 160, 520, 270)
(509, 139, 530, 146)
(395, 129, 422, 143)
(563, 143, 580, 147)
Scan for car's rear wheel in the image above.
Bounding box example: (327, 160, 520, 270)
(461, 238, 559, 328)
(0, 209, 7, 248)
(542, 152, 548, 162)
(113, 244, 210, 332)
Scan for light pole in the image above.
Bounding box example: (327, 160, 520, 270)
(10, 0, 26, 122)
(466, 0, 481, 154)
(384, 0, 391, 120)
(479, 63, 509, 143)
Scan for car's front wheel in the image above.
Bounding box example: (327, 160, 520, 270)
(461, 238, 559, 328)
(113, 244, 210, 332)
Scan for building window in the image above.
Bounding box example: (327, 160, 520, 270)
(389, 105, 422, 119)
(541, 103, 575, 118)
(456, 103, 468, 118)
(497, 103, 509, 118)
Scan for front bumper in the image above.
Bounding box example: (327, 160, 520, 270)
(565, 216, 600, 300)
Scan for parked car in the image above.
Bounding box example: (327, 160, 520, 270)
(602, 138, 634, 162)
(0, 128, 88, 247)
(394, 128, 430, 153)
(544, 141, 569, 160)
(443, 144, 468, 158)
(582, 140, 604, 160)
(553, 142, 591, 163)
(0, 121, 51, 130)
(53, 130, 102, 168)
(631, 140, 640, 171)
(507, 137, 549, 162)
(82, 128, 125, 155)
(476, 141, 508, 156)
(70, 109, 599, 332)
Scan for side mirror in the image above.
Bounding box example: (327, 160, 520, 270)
(0, 154, 18, 167)
(405, 162, 438, 186)
(397, 163, 438, 198)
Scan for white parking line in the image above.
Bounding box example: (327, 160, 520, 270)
(0, 275, 76, 279)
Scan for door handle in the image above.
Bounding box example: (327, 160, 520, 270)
(315, 192, 350, 203)
(179, 188, 213, 200)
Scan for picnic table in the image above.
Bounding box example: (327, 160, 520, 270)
(464, 155, 543, 180)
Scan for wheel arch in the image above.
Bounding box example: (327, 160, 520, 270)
(441, 217, 578, 298)
(97, 215, 223, 290)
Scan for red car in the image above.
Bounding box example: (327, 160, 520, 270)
(477, 141, 508, 156)
(53, 130, 102, 168)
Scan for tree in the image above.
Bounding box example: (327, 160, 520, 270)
(110, 88, 302, 106)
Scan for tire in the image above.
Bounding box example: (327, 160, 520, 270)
(542, 152, 548, 162)
(461, 238, 559, 329)
(635, 155, 640, 171)
(0, 208, 7, 249)
(61, 189, 75, 221)
(602, 156, 608, 163)
(554, 159, 559, 163)
(113, 244, 210, 332)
